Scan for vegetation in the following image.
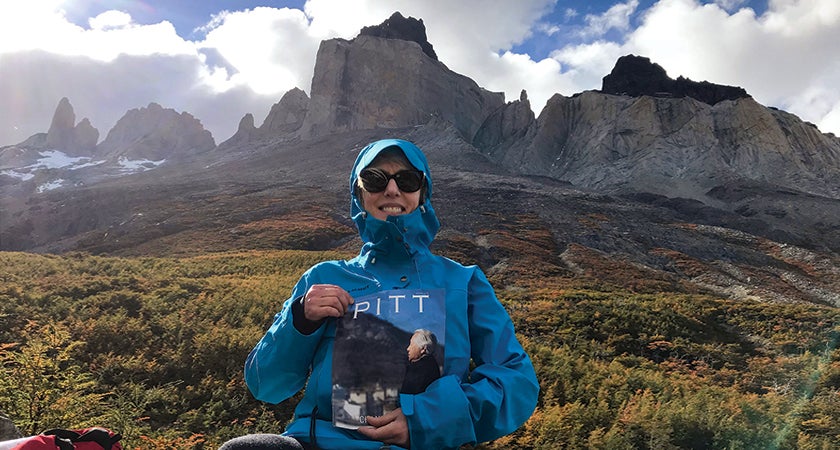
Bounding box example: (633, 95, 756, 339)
(1, 250, 838, 449)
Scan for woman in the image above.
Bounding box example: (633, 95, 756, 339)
(222, 139, 538, 449)
(400, 329, 441, 395)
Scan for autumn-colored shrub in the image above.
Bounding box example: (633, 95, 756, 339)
(1, 251, 837, 449)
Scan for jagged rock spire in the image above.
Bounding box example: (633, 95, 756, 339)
(45, 97, 99, 154)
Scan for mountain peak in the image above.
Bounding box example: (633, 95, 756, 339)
(301, 20, 502, 141)
(601, 54, 750, 105)
(96, 102, 214, 161)
(358, 12, 438, 61)
(45, 97, 99, 154)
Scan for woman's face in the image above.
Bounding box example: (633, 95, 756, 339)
(360, 160, 422, 222)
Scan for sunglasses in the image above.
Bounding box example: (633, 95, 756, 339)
(359, 168, 425, 193)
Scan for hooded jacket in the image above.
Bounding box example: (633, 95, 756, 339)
(244, 139, 539, 449)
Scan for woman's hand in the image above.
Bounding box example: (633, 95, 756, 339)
(303, 284, 354, 321)
(358, 408, 410, 448)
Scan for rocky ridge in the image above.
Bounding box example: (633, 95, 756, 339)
(1, 13, 839, 308)
(96, 102, 215, 161)
(0, 101, 217, 195)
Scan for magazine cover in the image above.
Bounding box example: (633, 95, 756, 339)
(331, 289, 446, 430)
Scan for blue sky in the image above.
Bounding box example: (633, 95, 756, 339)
(0, 0, 837, 147)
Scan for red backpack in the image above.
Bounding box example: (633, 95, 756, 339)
(11, 428, 123, 450)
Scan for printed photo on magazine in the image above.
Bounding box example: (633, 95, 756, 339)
(331, 288, 446, 430)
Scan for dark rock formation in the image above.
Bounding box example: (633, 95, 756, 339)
(73, 117, 100, 152)
(602, 54, 750, 105)
(45, 97, 75, 149)
(96, 102, 215, 161)
(359, 12, 437, 61)
(45, 97, 99, 154)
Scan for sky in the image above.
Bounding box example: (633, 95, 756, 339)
(1, 0, 839, 148)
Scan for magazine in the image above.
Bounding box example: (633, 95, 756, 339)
(331, 289, 446, 430)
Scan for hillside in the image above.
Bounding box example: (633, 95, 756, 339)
(0, 251, 838, 448)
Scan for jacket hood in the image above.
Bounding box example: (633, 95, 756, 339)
(350, 139, 440, 257)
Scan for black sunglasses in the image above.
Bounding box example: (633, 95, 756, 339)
(359, 168, 425, 193)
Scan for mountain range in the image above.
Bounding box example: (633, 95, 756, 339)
(1, 12, 838, 307)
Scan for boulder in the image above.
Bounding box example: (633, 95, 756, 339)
(0, 413, 22, 441)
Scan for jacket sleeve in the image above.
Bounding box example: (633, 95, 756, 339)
(401, 268, 539, 449)
(244, 272, 325, 404)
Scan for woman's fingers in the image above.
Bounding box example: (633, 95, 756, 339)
(304, 284, 354, 321)
(358, 408, 409, 448)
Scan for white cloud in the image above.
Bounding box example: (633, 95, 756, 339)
(580, 0, 640, 38)
(0, 3, 194, 60)
(304, 0, 392, 38)
(821, 104, 840, 137)
(0, 2, 84, 54)
(197, 7, 320, 95)
(89, 10, 132, 30)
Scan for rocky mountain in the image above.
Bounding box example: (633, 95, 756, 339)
(0, 97, 99, 169)
(476, 55, 840, 200)
(0, 100, 216, 196)
(95, 102, 215, 161)
(299, 14, 503, 141)
(1, 13, 838, 308)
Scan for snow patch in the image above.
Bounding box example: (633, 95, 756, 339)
(37, 179, 65, 193)
(2, 150, 105, 181)
(118, 157, 166, 172)
(1, 169, 34, 180)
(32, 150, 103, 170)
(1, 150, 165, 186)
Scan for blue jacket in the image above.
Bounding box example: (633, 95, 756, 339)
(244, 139, 539, 449)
